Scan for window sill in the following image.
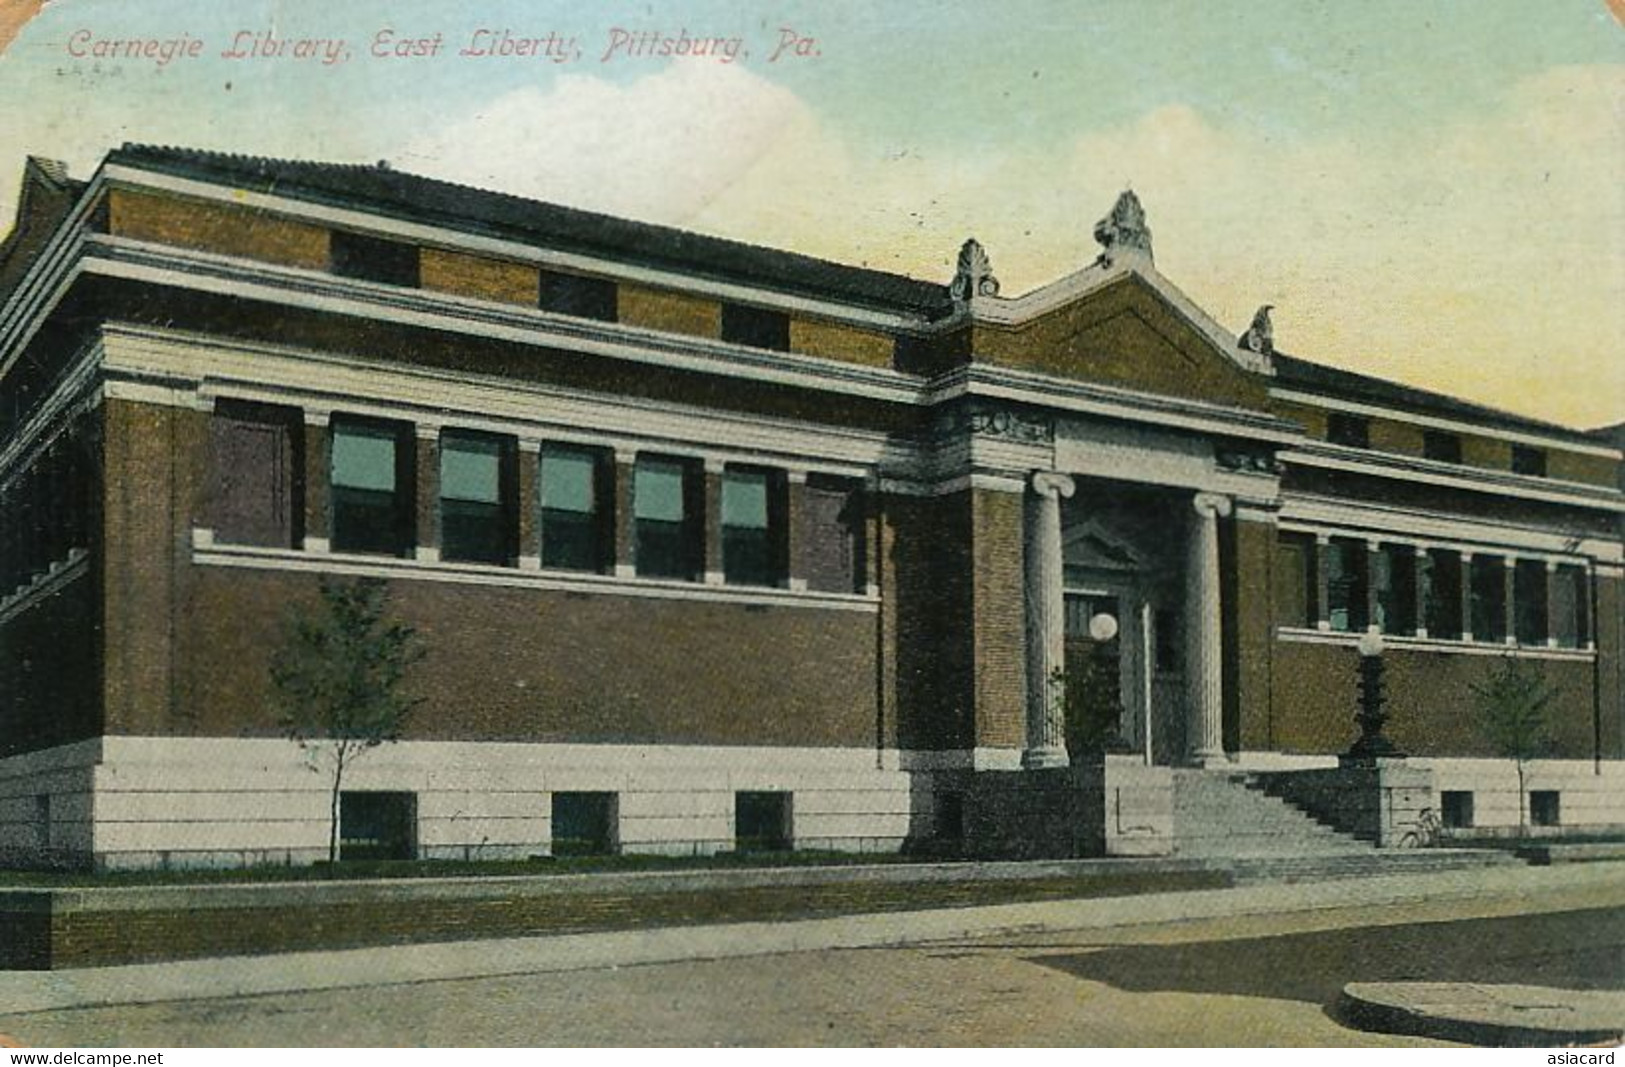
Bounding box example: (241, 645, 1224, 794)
(1276, 626, 1594, 660)
(191, 529, 878, 613)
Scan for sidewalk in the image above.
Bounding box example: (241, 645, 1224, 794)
(2, 859, 1621, 1019)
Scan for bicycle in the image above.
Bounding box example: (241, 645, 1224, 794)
(1397, 807, 1444, 849)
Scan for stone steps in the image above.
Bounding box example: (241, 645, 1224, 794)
(1171, 769, 1375, 858)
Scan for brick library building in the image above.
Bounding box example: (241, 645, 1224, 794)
(0, 145, 1620, 869)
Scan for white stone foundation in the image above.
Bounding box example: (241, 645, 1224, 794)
(1411, 757, 1625, 835)
(1, 737, 918, 870)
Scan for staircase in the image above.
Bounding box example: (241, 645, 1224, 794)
(1170, 769, 1519, 879)
(1172, 769, 1370, 858)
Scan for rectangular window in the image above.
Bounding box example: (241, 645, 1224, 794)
(551, 792, 618, 856)
(735, 791, 792, 852)
(538, 270, 617, 322)
(330, 231, 420, 287)
(1551, 564, 1589, 649)
(1469, 555, 1507, 643)
(1514, 559, 1548, 646)
(1274, 533, 1315, 628)
(1530, 790, 1561, 828)
(1424, 430, 1463, 464)
(1423, 549, 1463, 639)
(1326, 413, 1370, 449)
(339, 791, 417, 861)
(1326, 538, 1368, 633)
(440, 431, 514, 565)
(540, 445, 609, 572)
(1373, 544, 1417, 635)
(721, 304, 790, 350)
(1440, 791, 1474, 830)
(803, 475, 865, 594)
(634, 455, 701, 581)
(208, 401, 303, 549)
(1511, 445, 1547, 477)
(331, 418, 414, 556)
(722, 467, 786, 587)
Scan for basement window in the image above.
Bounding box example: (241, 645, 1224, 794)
(339, 792, 417, 861)
(1530, 791, 1561, 828)
(1440, 791, 1474, 830)
(551, 792, 618, 856)
(735, 791, 792, 852)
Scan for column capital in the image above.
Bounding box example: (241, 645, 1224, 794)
(1192, 492, 1232, 519)
(1031, 471, 1076, 500)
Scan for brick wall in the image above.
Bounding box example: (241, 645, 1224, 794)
(419, 248, 538, 306)
(107, 189, 329, 271)
(789, 318, 894, 368)
(971, 489, 1026, 750)
(1271, 641, 1600, 758)
(616, 283, 721, 339)
(971, 276, 1271, 411)
(1228, 516, 1277, 752)
(172, 567, 881, 748)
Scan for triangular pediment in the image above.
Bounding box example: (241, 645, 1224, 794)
(967, 266, 1271, 412)
(1062, 520, 1146, 573)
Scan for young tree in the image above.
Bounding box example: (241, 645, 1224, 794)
(1472, 656, 1556, 837)
(270, 576, 426, 862)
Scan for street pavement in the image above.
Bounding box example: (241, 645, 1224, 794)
(0, 861, 1620, 1046)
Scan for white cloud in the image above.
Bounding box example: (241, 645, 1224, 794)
(399, 63, 824, 226)
(4, 53, 1620, 426)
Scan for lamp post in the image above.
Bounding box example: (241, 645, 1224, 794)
(1345, 630, 1403, 765)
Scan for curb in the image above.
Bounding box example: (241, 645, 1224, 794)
(1337, 983, 1625, 1047)
(0, 860, 1622, 1018)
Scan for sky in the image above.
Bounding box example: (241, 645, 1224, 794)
(1, 0, 1621, 428)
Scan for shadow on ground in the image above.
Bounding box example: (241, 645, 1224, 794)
(1007, 907, 1625, 1006)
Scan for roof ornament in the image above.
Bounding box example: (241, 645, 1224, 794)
(950, 237, 1000, 303)
(1239, 304, 1275, 357)
(1093, 189, 1153, 267)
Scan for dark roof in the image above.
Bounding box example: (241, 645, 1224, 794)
(106, 144, 952, 318)
(1272, 351, 1603, 447)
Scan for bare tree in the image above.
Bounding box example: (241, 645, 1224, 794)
(270, 576, 425, 862)
(1472, 656, 1555, 837)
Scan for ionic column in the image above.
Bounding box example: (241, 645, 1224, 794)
(1023, 471, 1075, 770)
(1185, 492, 1232, 765)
